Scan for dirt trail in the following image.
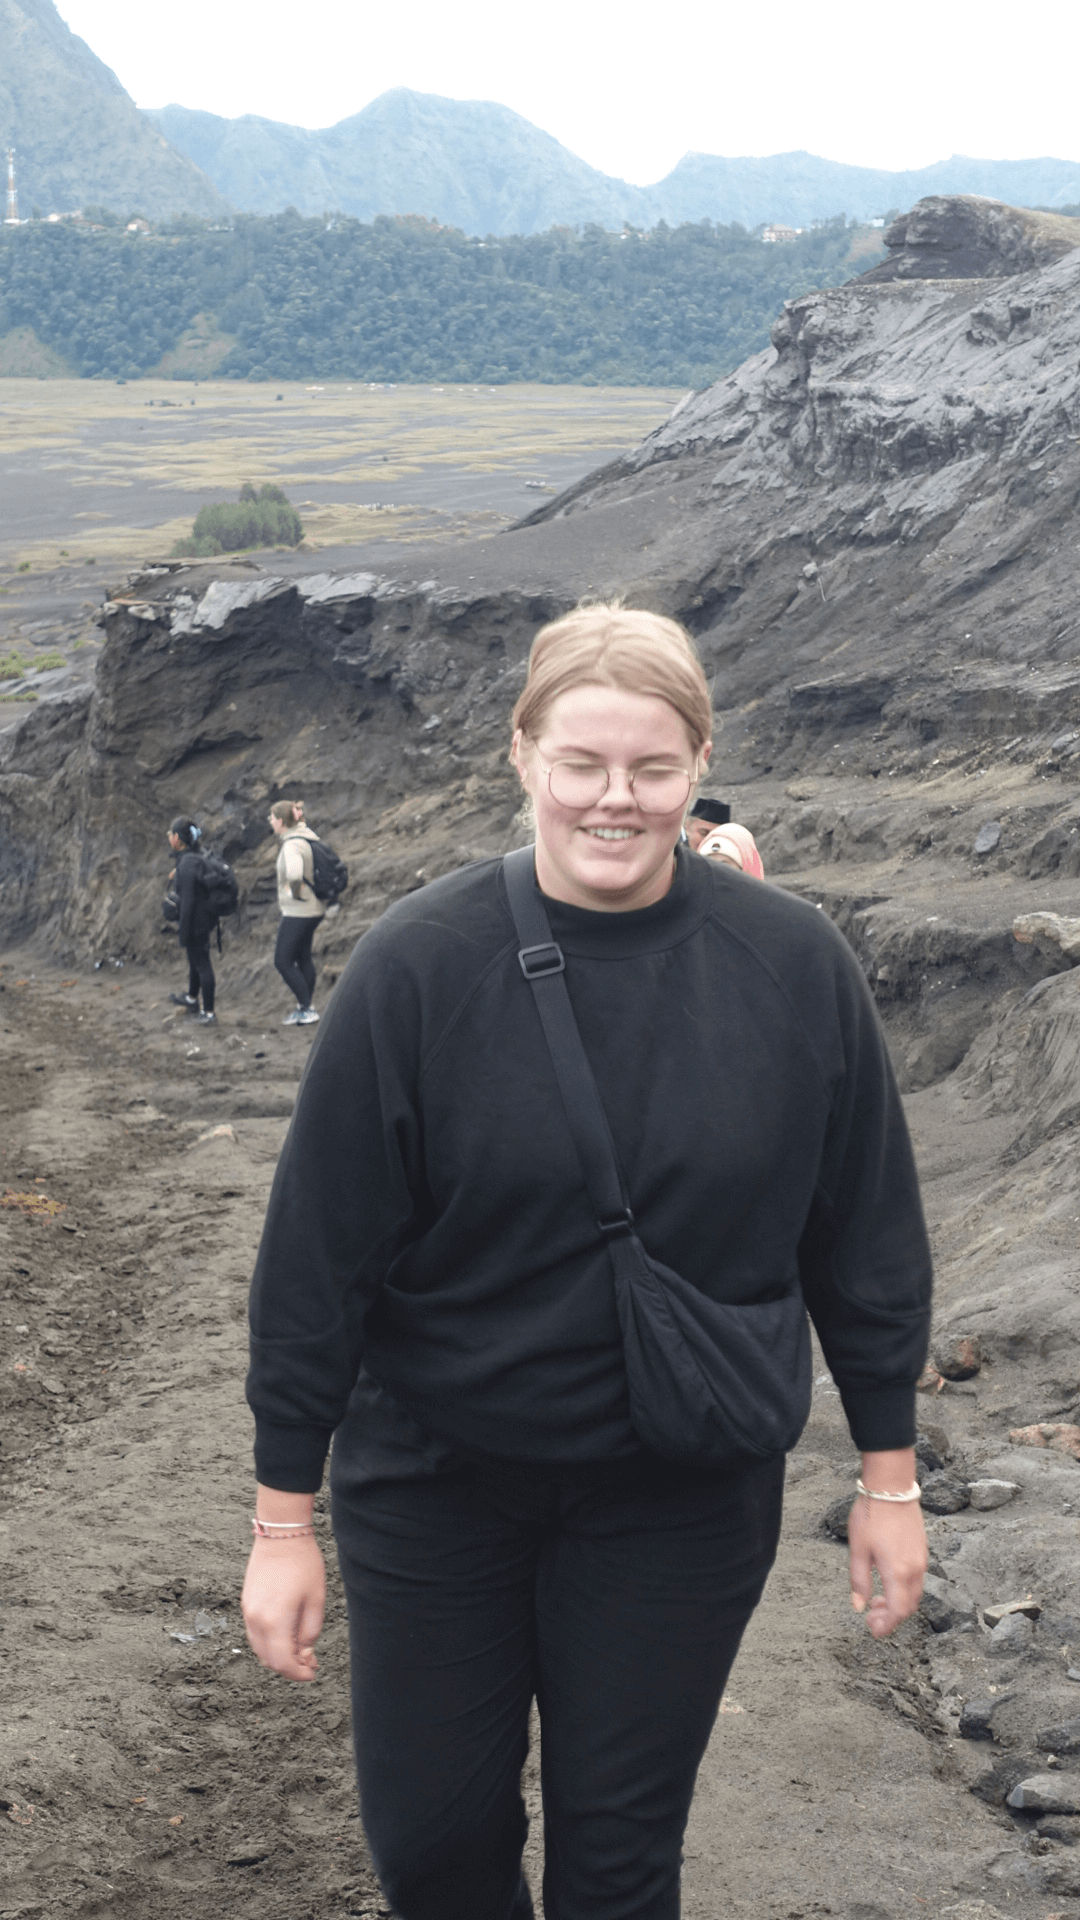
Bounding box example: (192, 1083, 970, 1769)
(1, 951, 1077, 1920)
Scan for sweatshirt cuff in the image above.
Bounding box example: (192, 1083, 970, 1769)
(836, 1382, 917, 1453)
(253, 1419, 333, 1493)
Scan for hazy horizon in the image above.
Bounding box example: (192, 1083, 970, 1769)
(52, 0, 1080, 188)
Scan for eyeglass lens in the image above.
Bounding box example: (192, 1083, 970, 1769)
(546, 761, 692, 813)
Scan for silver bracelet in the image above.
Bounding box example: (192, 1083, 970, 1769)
(855, 1478, 921, 1504)
(252, 1515, 316, 1538)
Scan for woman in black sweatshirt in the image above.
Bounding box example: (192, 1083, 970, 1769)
(242, 605, 932, 1920)
(167, 816, 216, 1025)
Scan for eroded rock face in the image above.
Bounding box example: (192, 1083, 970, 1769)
(0, 561, 560, 955)
(862, 196, 1080, 283)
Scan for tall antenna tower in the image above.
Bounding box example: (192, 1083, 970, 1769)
(4, 148, 19, 224)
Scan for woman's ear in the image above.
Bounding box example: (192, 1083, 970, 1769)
(510, 729, 528, 786)
(700, 739, 713, 771)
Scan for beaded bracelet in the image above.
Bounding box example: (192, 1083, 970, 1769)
(252, 1516, 316, 1539)
(855, 1479, 922, 1504)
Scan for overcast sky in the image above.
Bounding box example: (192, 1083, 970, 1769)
(56, 0, 1080, 185)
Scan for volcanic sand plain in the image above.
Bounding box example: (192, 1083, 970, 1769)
(0, 378, 685, 571)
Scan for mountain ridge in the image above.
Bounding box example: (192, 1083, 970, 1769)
(0, 0, 226, 219)
(4, 0, 1080, 235)
(150, 88, 1080, 235)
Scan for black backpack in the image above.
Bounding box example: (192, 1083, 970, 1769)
(288, 835, 348, 906)
(197, 851, 240, 922)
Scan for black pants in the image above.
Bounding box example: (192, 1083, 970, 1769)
(274, 914, 322, 1006)
(184, 936, 215, 1013)
(333, 1453, 783, 1920)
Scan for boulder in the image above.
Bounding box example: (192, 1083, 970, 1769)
(967, 1480, 1020, 1511)
(1007, 1773, 1080, 1814)
(1013, 913, 1080, 965)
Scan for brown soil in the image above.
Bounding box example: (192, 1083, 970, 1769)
(2, 931, 1077, 1920)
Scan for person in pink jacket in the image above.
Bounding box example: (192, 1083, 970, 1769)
(698, 821, 765, 879)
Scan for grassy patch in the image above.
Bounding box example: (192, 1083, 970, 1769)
(151, 313, 236, 380)
(0, 651, 27, 678)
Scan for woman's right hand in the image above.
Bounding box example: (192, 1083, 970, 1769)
(242, 1536, 326, 1682)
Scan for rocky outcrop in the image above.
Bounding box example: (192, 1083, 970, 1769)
(0, 562, 559, 956)
(1013, 911, 1080, 964)
(861, 196, 1080, 283)
(519, 198, 1080, 789)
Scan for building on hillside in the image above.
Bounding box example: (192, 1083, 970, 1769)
(762, 223, 801, 244)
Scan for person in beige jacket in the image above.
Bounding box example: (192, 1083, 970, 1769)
(269, 800, 323, 1026)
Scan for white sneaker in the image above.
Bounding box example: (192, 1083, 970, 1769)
(282, 1007, 304, 1025)
(295, 1008, 320, 1025)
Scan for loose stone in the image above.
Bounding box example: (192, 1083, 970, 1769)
(1007, 1774, 1080, 1814)
(937, 1334, 982, 1379)
(968, 1479, 1020, 1511)
(984, 1598, 1041, 1627)
(921, 1575, 970, 1634)
(1009, 1422, 1080, 1461)
(988, 1613, 1035, 1656)
(959, 1697, 1006, 1741)
(1038, 1718, 1080, 1755)
(921, 1470, 971, 1514)
(821, 1495, 851, 1542)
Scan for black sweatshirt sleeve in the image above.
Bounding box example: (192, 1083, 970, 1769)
(246, 932, 424, 1490)
(797, 936, 932, 1451)
(175, 854, 199, 947)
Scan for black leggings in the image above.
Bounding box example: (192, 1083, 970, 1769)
(184, 936, 215, 1013)
(333, 1452, 783, 1920)
(274, 915, 322, 1006)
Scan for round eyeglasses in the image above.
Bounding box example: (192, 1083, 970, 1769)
(535, 752, 694, 815)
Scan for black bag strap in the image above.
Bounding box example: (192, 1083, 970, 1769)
(502, 846, 635, 1242)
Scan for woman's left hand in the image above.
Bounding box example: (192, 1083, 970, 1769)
(847, 1494, 927, 1638)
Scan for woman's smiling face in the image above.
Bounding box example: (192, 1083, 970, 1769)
(513, 683, 709, 912)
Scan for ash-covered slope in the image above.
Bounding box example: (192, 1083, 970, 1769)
(521, 196, 1080, 782)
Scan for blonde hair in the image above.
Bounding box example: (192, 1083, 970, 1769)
(512, 604, 712, 751)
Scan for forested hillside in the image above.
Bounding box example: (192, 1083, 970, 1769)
(0, 211, 881, 384)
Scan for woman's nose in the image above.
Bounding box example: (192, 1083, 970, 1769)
(598, 767, 635, 806)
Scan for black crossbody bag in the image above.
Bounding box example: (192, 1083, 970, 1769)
(503, 845, 813, 1468)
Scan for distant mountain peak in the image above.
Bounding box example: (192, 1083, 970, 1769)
(0, 0, 227, 218)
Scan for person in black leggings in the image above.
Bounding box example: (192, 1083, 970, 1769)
(275, 914, 319, 1010)
(268, 799, 323, 1026)
(168, 817, 217, 1026)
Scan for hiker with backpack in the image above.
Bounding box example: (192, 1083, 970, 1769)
(166, 817, 219, 1026)
(268, 800, 347, 1027)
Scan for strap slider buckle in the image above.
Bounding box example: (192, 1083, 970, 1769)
(599, 1210, 635, 1240)
(519, 942, 565, 979)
